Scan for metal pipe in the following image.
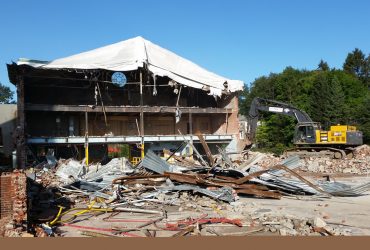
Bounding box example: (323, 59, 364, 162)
(85, 111, 89, 166)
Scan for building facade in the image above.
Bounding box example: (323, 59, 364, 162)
(7, 37, 246, 168)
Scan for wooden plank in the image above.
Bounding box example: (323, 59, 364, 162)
(197, 133, 214, 165)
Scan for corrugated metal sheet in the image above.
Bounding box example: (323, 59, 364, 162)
(141, 150, 171, 174)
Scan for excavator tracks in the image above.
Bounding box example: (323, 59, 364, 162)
(284, 147, 352, 159)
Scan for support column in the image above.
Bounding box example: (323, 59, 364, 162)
(84, 111, 89, 165)
(189, 110, 193, 158)
(139, 71, 145, 158)
(16, 76, 26, 169)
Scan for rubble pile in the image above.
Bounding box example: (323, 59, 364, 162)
(244, 145, 370, 175)
(257, 214, 351, 236)
(20, 143, 370, 237)
(300, 145, 370, 175)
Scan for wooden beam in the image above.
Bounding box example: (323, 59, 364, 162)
(197, 133, 214, 165)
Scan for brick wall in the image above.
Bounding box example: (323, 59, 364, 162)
(0, 175, 13, 218)
(0, 171, 27, 236)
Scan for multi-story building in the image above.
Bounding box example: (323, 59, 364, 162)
(7, 37, 246, 168)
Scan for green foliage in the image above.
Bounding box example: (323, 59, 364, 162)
(343, 48, 370, 86)
(0, 82, 15, 104)
(309, 72, 347, 128)
(318, 59, 330, 71)
(240, 49, 370, 154)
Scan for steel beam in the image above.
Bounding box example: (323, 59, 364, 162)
(26, 134, 234, 145)
(24, 104, 232, 114)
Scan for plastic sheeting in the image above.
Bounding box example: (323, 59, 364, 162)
(17, 36, 243, 95)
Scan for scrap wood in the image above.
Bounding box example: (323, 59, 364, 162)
(214, 227, 265, 236)
(206, 228, 221, 236)
(164, 142, 187, 162)
(163, 171, 274, 194)
(197, 133, 215, 166)
(164, 171, 243, 188)
(235, 189, 282, 199)
(112, 227, 170, 232)
(312, 226, 334, 236)
(171, 225, 195, 237)
(216, 146, 234, 169)
(163, 215, 243, 231)
(205, 227, 264, 236)
(112, 216, 165, 233)
(164, 171, 199, 185)
(80, 230, 121, 237)
(211, 175, 241, 182)
(103, 214, 153, 223)
(178, 129, 210, 168)
(234, 168, 272, 185)
(234, 184, 269, 191)
(112, 174, 165, 184)
(205, 181, 269, 191)
(143, 229, 154, 237)
(201, 178, 271, 190)
(123, 179, 166, 186)
(62, 223, 143, 237)
(136, 216, 165, 228)
(113, 207, 163, 215)
(119, 186, 156, 193)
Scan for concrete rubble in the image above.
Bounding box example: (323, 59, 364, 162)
(1, 144, 370, 237)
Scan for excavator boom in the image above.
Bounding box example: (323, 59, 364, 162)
(247, 97, 313, 141)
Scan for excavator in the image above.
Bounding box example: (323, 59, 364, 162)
(246, 97, 363, 159)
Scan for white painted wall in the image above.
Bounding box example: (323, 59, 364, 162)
(0, 104, 17, 156)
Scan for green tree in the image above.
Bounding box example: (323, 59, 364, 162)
(343, 48, 369, 85)
(309, 73, 332, 128)
(328, 75, 345, 124)
(0, 82, 15, 104)
(364, 55, 370, 86)
(318, 59, 329, 71)
(355, 95, 370, 143)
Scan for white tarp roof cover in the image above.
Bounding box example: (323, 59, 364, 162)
(18, 36, 243, 94)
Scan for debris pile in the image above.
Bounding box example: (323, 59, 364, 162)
(300, 145, 370, 174)
(243, 145, 370, 175)
(257, 214, 351, 236)
(20, 142, 370, 237)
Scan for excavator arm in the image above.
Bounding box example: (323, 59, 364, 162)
(246, 97, 313, 141)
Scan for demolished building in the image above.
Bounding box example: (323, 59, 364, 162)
(7, 36, 246, 168)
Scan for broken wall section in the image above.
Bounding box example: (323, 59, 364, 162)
(0, 171, 27, 237)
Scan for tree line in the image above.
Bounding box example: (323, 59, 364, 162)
(239, 48, 370, 154)
(0, 82, 15, 104)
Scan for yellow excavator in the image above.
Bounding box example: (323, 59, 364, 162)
(246, 97, 363, 158)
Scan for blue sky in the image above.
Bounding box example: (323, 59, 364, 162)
(1, 0, 369, 96)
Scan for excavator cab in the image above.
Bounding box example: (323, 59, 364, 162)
(293, 122, 320, 145)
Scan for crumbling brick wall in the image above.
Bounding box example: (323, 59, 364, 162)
(0, 171, 27, 236)
(0, 175, 12, 219)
